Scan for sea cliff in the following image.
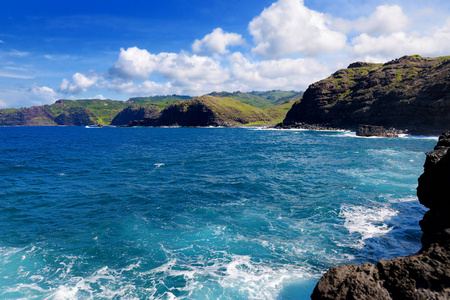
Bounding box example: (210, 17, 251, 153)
(311, 132, 450, 299)
(282, 55, 450, 135)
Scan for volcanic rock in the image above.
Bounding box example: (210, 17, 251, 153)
(110, 104, 160, 126)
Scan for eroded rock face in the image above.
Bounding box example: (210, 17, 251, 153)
(311, 131, 450, 299)
(54, 107, 96, 126)
(283, 56, 450, 135)
(110, 105, 160, 126)
(0, 106, 56, 126)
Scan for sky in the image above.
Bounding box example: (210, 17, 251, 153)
(1, 0, 449, 108)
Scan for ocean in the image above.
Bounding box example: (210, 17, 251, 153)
(0, 126, 437, 299)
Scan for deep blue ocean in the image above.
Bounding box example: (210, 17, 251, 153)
(0, 126, 437, 299)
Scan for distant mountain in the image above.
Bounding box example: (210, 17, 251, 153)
(282, 55, 450, 135)
(0, 91, 301, 127)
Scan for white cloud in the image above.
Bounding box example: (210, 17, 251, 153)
(109, 46, 157, 79)
(8, 50, 29, 57)
(355, 5, 408, 35)
(107, 47, 231, 95)
(0, 40, 4, 44)
(333, 5, 409, 35)
(248, 0, 346, 58)
(192, 28, 246, 55)
(0, 72, 34, 79)
(351, 17, 450, 59)
(58, 71, 100, 94)
(0, 84, 58, 108)
(105, 48, 331, 96)
(30, 83, 57, 100)
(228, 52, 330, 91)
(93, 94, 106, 99)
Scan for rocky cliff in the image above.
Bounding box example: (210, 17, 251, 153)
(283, 55, 450, 135)
(311, 132, 450, 299)
(110, 105, 160, 126)
(54, 107, 96, 126)
(0, 106, 56, 126)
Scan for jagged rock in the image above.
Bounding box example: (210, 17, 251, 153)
(275, 122, 342, 131)
(311, 131, 450, 299)
(356, 124, 400, 137)
(110, 104, 160, 126)
(283, 55, 450, 135)
(54, 107, 96, 126)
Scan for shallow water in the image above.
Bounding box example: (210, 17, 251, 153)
(0, 127, 436, 299)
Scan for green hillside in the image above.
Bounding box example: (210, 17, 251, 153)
(44, 99, 130, 125)
(208, 90, 302, 108)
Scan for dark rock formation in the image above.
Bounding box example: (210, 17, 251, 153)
(110, 104, 160, 126)
(54, 107, 96, 126)
(283, 55, 450, 135)
(356, 124, 401, 137)
(275, 122, 343, 131)
(156, 99, 219, 127)
(311, 132, 450, 299)
(0, 106, 56, 126)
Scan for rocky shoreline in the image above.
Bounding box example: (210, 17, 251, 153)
(311, 132, 450, 299)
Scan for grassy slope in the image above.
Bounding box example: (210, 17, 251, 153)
(208, 90, 302, 108)
(44, 99, 130, 125)
(180, 95, 299, 126)
(127, 95, 192, 110)
(185, 95, 271, 125)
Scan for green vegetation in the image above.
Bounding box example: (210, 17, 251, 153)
(261, 98, 299, 125)
(194, 95, 271, 124)
(0, 90, 302, 126)
(208, 90, 302, 108)
(127, 95, 192, 110)
(44, 99, 130, 125)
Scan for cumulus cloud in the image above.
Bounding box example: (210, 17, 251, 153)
(30, 83, 57, 100)
(0, 84, 58, 108)
(351, 18, 450, 59)
(192, 28, 246, 55)
(109, 47, 157, 79)
(58, 71, 100, 94)
(227, 52, 330, 91)
(248, 0, 346, 58)
(106, 47, 231, 94)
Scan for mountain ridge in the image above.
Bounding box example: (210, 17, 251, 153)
(0, 91, 301, 127)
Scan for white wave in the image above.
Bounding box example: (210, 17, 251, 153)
(399, 135, 439, 140)
(340, 204, 398, 249)
(154, 163, 165, 168)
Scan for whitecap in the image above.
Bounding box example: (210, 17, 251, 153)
(340, 204, 398, 248)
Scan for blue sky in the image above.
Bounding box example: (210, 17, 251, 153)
(1, 0, 449, 108)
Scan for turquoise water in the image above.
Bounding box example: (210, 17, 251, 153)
(0, 127, 437, 299)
